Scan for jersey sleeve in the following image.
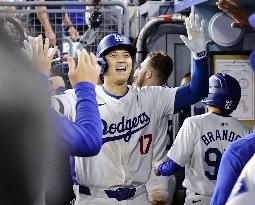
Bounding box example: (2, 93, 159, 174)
(167, 117, 197, 167)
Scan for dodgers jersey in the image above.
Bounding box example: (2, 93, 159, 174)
(152, 115, 173, 163)
(167, 112, 250, 196)
(51, 85, 177, 189)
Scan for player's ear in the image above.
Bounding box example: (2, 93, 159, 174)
(146, 69, 152, 79)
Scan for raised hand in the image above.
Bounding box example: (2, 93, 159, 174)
(216, 0, 252, 31)
(180, 13, 206, 60)
(67, 49, 100, 87)
(23, 35, 57, 76)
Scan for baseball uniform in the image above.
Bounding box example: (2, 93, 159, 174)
(166, 112, 250, 205)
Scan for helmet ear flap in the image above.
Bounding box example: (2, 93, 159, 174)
(97, 57, 108, 82)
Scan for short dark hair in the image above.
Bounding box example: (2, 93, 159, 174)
(146, 51, 173, 85)
(183, 72, 191, 78)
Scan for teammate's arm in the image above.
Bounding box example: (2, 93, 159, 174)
(154, 159, 183, 176)
(155, 118, 195, 176)
(174, 13, 209, 113)
(53, 49, 102, 156)
(24, 36, 103, 157)
(53, 82, 102, 157)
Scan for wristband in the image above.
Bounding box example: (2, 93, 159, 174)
(193, 50, 206, 60)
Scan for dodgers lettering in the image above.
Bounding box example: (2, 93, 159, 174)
(102, 112, 150, 143)
(201, 129, 241, 146)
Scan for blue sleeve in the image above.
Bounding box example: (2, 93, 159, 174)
(158, 159, 183, 176)
(210, 145, 243, 205)
(53, 82, 102, 157)
(174, 57, 209, 113)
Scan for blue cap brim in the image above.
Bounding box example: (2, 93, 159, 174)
(248, 13, 255, 29)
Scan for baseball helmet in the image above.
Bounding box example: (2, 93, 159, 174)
(96, 33, 136, 81)
(249, 13, 255, 72)
(202, 73, 241, 113)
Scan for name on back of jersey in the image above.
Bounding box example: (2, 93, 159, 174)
(201, 129, 242, 146)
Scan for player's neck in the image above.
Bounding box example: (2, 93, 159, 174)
(143, 78, 161, 86)
(102, 81, 128, 96)
(208, 106, 222, 113)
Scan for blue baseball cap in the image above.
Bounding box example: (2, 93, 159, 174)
(249, 13, 255, 71)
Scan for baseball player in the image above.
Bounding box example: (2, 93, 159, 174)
(133, 51, 176, 205)
(51, 13, 209, 205)
(210, 12, 255, 205)
(154, 73, 250, 205)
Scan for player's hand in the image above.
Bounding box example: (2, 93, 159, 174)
(23, 35, 57, 76)
(68, 26, 79, 42)
(216, 0, 252, 31)
(153, 161, 162, 176)
(67, 49, 100, 86)
(180, 13, 206, 60)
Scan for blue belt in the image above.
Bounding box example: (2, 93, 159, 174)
(79, 185, 136, 201)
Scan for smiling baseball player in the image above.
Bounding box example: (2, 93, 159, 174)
(51, 13, 209, 205)
(154, 73, 250, 205)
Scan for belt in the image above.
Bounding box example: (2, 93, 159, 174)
(78, 185, 145, 201)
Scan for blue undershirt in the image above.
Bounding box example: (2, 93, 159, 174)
(174, 57, 208, 113)
(158, 160, 183, 176)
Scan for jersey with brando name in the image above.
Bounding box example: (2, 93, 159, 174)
(51, 85, 177, 189)
(167, 112, 250, 196)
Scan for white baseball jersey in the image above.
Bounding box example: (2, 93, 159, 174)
(226, 154, 255, 205)
(146, 115, 176, 205)
(51, 85, 177, 189)
(167, 112, 250, 197)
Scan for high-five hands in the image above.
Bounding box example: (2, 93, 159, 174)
(180, 13, 206, 60)
(67, 49, 100, 87)
(216, 0, 252, 31)
(23, 35, 57, 76)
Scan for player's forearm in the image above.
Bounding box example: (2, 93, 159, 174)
(174, 57, 209, 113)
(35, 0, 53, 32)
(54, 82, 102, 157)
(190, 57, 209, 99)
(158, 159, 182, 176)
